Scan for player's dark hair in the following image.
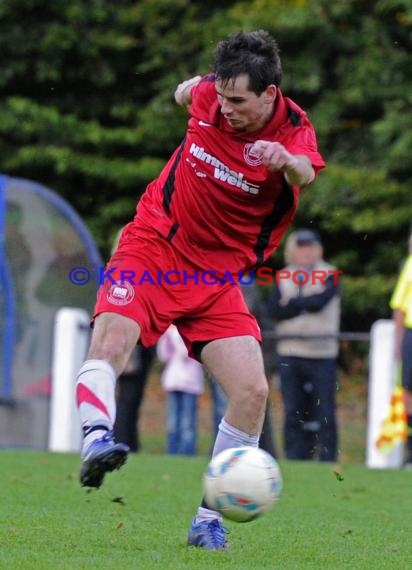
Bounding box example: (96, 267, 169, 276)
(213, 30, 283, 95)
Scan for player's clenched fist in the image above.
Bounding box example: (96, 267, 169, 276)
(251, 140, 315, 186)
(251, 140, 298, 173)
(175, 75, 202, 107)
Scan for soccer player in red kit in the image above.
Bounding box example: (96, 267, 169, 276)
(76, 30, 325, 549)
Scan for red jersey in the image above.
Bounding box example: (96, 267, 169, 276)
(136, 74, 325, 277)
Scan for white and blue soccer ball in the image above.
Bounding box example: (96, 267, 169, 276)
(203, 446, 282, 523)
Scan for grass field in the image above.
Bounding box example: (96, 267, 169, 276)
(1, 451, 411, 569)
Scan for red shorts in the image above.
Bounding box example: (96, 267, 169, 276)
(94, 222, 261, 359)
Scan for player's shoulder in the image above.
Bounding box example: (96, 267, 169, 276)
(199, 72, 215, 84)
(190, 73, 219, 122)
(194, 74, 216, 99)
(283, 96, 312, 128)
(192, 73, 216, 96)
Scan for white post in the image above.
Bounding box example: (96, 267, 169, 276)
(48, 307, 90, 452)
(366, 319, 404, 468)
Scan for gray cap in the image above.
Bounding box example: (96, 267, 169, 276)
(295, 228, 321, 245)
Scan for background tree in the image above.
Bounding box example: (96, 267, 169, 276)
(0, 0, 214, 244)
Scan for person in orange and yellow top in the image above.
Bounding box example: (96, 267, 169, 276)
(390, 230, 412, 466)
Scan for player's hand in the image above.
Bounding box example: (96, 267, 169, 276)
(251, 140, 315, 186)
(175, 75, 202, 107)
(250, 140, 298, 173)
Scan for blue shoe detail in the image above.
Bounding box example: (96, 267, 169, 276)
(187, 517, 228, 550)
(80, 431, 129, 488)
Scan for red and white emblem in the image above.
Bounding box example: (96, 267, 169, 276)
(106, 282, 135, 306)
(243, 143, 263, 166)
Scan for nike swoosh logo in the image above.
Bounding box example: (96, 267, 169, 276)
(198, 120, 213, 127)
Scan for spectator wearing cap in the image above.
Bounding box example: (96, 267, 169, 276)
(268, 229, 341, 462)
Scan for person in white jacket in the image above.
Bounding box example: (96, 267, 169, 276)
(157, 325, 204, 455)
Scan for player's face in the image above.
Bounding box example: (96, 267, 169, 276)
(215, 74, 277, 132)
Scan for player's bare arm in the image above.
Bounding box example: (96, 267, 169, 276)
(174, 75, 202, 107)
(251, 140, 315, 187)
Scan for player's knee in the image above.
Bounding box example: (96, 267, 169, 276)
(88, 313, 140, 369)
(88, 329, 136, 375)
(93, 333, 132, 362)
(245, 378, 268, 410)
(255, 380, 269, 404)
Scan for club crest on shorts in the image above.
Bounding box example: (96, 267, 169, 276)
(106, 281, 135, 306)
(243, 143, 263, 166)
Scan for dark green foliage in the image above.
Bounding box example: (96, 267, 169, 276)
(0, 0, 210, 246)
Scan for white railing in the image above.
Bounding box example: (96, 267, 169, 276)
(48, 307, 90, 452)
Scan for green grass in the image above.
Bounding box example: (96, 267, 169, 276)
(1, 451, 411, 569)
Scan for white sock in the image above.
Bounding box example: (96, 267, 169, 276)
(81, 423, 111, 454)
(196, 418, 260, 523)
(195, 506, 223, 524)
(212, 417, 260, 457)
(76, 359, 116, 453)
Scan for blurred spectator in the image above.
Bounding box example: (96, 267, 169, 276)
(301, 380, 321, 459)
(390, 230, 412, 466)
(268, 229, 340, 462)
(114, 345, 155, 451)
(157, 325, 204, 455)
